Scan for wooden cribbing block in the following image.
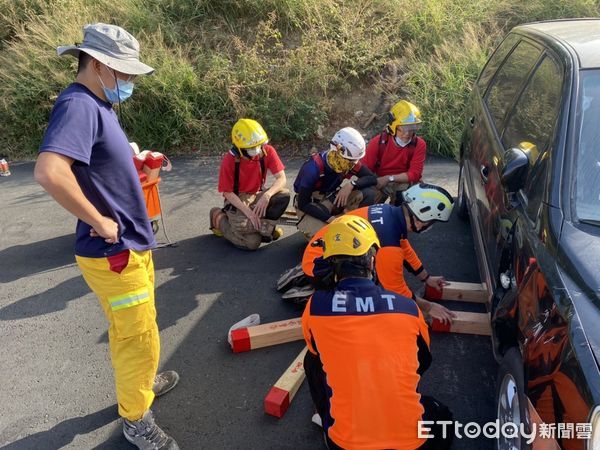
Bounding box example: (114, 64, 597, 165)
(431, 311, 491, 336)
(278, 210, 299, 226)
(425, 281, 488, 304)
(264, 347, 308, 418)
(278, 216, 298, 226)
(230, 318, 303, 353)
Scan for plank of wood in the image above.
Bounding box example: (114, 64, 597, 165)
(431, 311, 491, 336)
(277, 216, 298, 226)
(425, 281, 488, 304)
(264, 347, 308, 418)
(230, 318, 303, 353)
(278, 210, 299, 226)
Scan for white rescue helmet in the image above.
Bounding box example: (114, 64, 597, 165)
(402, 183, 454, 223)
(330, 127, 366, 161)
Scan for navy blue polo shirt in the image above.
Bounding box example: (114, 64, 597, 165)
(39, 83, 155, 257)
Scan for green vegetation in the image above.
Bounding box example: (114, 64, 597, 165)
(1, 0, 599, 159)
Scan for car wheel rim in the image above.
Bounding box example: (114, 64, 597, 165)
(497, 373, 521, 450)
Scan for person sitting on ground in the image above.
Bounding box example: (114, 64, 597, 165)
(293, 127, 377, 239)
(280, 185, 456, 324)
(302, 216, 454, 450)
(362, 100, 427, 205)
(210, 118, 290, 250)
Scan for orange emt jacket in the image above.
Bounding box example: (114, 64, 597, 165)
(302, 278, 431, 449)
(302, 204, 424, 298)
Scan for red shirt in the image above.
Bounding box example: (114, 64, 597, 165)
(217, 144, 285, 194)
(362, 133, 426, 183)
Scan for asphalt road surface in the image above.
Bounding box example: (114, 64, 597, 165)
(0, 155, 497, 449)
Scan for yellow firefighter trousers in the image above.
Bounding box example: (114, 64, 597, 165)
(76, 249, 159, 421)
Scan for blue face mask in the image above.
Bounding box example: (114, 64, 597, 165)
(98, 72, 134, 104)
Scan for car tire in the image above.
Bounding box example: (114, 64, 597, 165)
(457, 163, 469, 221)
(496, 347, 531, 450)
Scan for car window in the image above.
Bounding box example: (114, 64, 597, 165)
(575, 70, 600, 224)
(485, 40, 542, 134)
(502, 55, 563, 153)
(503, 55, 563, 222)
(477, 33, 520, 92)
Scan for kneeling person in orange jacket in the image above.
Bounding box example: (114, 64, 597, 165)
(298, 184, 456, 324)
(302, 216, 454, 449)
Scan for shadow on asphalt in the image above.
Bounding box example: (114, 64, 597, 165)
(0, 275, 89, 321)
(2, 405, 117, 450)
(0, 234, 75, 284)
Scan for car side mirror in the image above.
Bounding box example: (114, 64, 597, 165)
(501, 147, 529, 193)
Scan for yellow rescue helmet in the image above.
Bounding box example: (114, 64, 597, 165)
(231, 119, 269, 150)
(517, 141, 539, 164)
(322, 216, 380, 259)
(387, 100, 422, 135)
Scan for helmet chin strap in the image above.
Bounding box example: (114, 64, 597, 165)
(402, 204, 433, 234)
(408, 209, 419, 233)
(405, 206, 434, 234)
(402, 204, 419, 233)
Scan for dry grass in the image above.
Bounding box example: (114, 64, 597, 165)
(1, 0, 599, 158)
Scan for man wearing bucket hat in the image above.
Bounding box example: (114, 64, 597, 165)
(34, 23, 179, 450)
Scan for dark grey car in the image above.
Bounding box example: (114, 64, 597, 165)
(458, 19, 600, 450)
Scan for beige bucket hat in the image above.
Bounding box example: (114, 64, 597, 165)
(57, 23, 154, 75)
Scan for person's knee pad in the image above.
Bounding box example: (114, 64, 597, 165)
(264, 192, 291, 220)
(359, 187, 377, 206)
(308, 201, 331, 217)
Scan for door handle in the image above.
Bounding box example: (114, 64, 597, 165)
(480, 164, 489, 184)
(469, 116, 475, 128)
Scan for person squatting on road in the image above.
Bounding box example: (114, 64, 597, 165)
(301, 216, 454, 449)
(298, 193, 457, 324)
(34, 23, 179, 450)
(293, 127, 377, 239)
(279, 184, 456, 322)
(210, 118, 290, 250)
(362, 100, 427, 206)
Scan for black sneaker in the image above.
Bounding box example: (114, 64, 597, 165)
(123, 410, 179, 450)
(276, 264, 305, 292)
(153, 371, 180, 397)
